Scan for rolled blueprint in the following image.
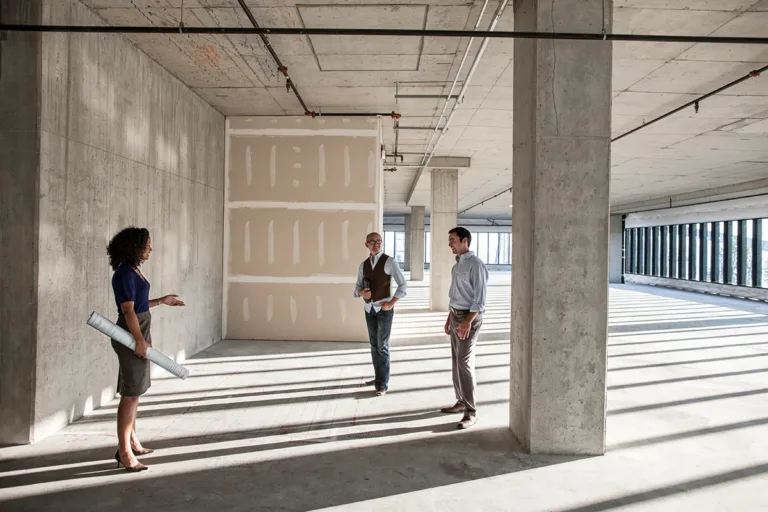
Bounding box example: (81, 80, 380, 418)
(87, 311, 190, 380)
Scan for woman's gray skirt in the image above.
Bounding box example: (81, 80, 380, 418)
(112, 311, 152, 397)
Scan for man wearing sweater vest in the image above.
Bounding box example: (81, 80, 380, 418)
(353, 232, 408, 396)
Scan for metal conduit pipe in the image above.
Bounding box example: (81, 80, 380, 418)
(3, 25, 768, 45)
(404, 0, 492, 205)
(459, 64, 767, 215)
(442, 0, 509, 134)
(236, 0, 308, 114)
(236, 0, 400, 119)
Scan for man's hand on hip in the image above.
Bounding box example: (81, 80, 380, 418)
(458, 319, 472, 340)
(380, 301, 394, 312)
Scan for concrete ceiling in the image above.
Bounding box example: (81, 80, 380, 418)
(74, 0, 768, 219)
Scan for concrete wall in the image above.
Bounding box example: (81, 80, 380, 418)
(224, 116, 382, 342)
(0, 0, 43, 446)
(1, 0, 226, 444)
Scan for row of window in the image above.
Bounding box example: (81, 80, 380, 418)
(624, 219, 768, 288)
(383, 231, 512, 266)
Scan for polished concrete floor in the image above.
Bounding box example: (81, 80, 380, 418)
(2, 273, 768, 511)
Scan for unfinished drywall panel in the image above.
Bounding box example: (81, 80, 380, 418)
(225, 116, 383, 342)
(228, 135, 378, 204)
(229, 208, 376, 278)
(227, 283, 364, 342)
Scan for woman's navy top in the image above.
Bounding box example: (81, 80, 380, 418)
(112, 264, 150, 315)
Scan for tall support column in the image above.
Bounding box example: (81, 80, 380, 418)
(404, 214, 412, 271)
(410, 206, 425, 281)
(430, 169, 458, 311)
(511, 0, 612, 455)
(609, 214, 624, 283)
(0, 0, 43, 446)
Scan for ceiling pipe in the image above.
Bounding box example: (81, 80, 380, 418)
(236, 1, 400, 119)
(460, 63, 767, 214)
(404, 0, 493, 205)
(459, 186, 512, 215)
(235, 0, 308, 114)
(3, 24, 768, 45)
(443, 0, 510, 130)
(612, 63, 767, 143)
(395, 94, 460, 99)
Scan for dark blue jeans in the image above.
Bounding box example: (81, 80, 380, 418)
(365, 308, 394, 391)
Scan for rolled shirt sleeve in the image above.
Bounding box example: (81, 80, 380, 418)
(353, 261, 365, 298)
(385, 257, 408, 299)
(469, 260, 488, 313)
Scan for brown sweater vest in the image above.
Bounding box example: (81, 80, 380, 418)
(363, 253, 392, 303)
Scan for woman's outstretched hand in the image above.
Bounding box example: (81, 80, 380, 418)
(161, 294, 185, 307)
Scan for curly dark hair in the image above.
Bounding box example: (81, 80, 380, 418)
(107, 227, 150, 271)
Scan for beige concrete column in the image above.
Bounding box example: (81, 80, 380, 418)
(403, 214, 411, 271)
(430, 169, 458, 311)
(511, 0, 612, 455)
(410, 206, 425, 281)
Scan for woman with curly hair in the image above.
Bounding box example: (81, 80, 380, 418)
(106, 227, 184, 471)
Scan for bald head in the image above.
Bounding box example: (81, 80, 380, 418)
(365, 232, 383, 255)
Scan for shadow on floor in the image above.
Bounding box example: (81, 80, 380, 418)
(0, 427, 582, 511)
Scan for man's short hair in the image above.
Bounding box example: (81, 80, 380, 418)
(449, 227, 472, 247)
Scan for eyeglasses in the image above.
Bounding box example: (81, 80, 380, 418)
(367, 240, 382, 245)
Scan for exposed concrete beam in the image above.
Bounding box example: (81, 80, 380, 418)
(611, 178, 768, 215)
(405, 157, 470, 206)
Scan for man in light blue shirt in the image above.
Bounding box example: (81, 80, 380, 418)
(440, 227, 488, 429)
(353, 232, 408, 395)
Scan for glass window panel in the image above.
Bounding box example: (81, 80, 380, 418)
(499, 233, 511, 264)
(623, 230, 629, 273)
(664, 226, 671, 278)
(746, 221, 754, 287)
(395, 231, 405, 263)
(762, 220, 768, 287)
(705, 223, 713, 282)
(730, 221, 739, 285)
(384, 231, 395, 255)
(425, 231, 431, 264)
(669, 226, 680, 278)
(692, 225, 700, 281)
(682, 225, 690, 280)
(488, 233, 500, 264)
(477, 233, 489, 262)
(717, 222, 725, 283)
(656, 227, 662, 277)
(646, 227, 653, 275)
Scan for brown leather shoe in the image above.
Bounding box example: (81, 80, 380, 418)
(440, 402, 465, 414)
(457, 415, 476, 429)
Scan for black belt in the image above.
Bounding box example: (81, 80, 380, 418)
(450, 307, 469, 314)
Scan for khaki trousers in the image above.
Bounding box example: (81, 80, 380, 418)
(449, 308, 483, 417)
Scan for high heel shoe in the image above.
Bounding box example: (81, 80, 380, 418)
(132, 447, 154, 455)
(114, 450, 149, 472)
